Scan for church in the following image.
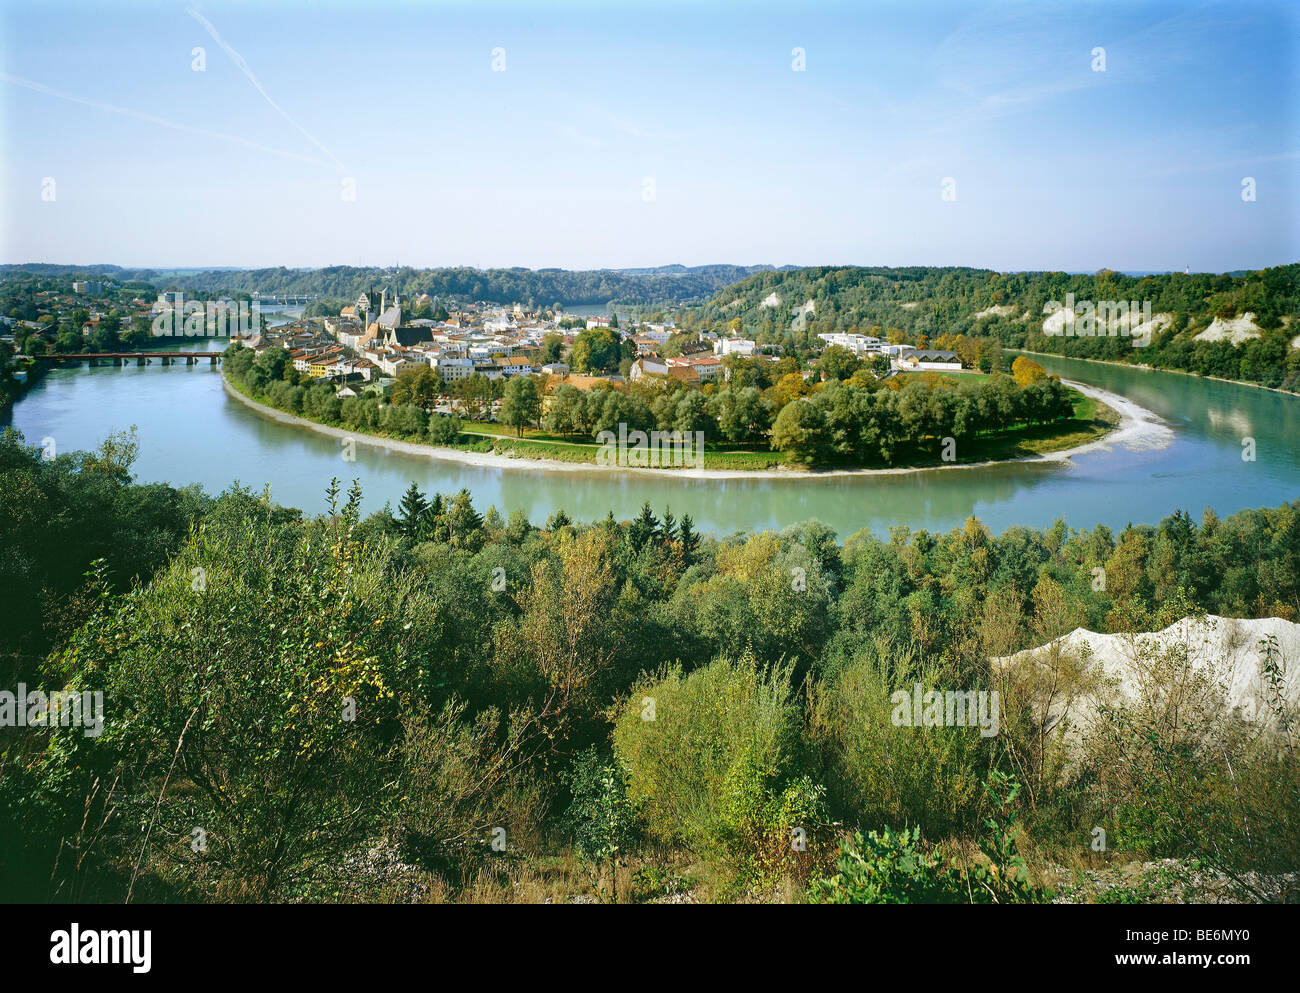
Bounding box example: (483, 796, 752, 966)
(345, 288, 418, 349)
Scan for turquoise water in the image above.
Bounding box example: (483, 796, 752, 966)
(5, 352, 1299, 536)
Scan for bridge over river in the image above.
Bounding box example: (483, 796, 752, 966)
(38, 352, 222, 366)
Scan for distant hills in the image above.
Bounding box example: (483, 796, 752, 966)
(0, 263, 788, 308)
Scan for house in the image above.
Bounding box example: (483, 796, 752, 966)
(669, 354, 724, 381)
(895, 349, 962, 371)
(818, 332, 884, 355)
(435, 357, 475, 382)
(714, 337, 756, 357)
(539, 373, 615, 412)
(631, 335, 664, 354)
(629, 358, 669, 382)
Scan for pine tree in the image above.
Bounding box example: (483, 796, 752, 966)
(397, 481, 428, 538)
(547, 508, 572, 530)
(661, 507, 678, 544)
(446, 489, 483, 548)
(628, 501, 660, 549)
(420, 492, 444, 541)
(678, 514, 700, 565)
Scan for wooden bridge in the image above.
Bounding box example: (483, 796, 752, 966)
(40, 352, 222, 366)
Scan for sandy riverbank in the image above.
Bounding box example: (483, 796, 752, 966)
(222, 374, 1167, 481)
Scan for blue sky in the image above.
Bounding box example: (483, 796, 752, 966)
(1, 0, 1296, 272)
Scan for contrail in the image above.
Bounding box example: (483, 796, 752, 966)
(187, 6, 345, 170)
(0, 72, 336, 168)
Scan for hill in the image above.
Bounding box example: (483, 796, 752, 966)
(0, 262, 783, 309)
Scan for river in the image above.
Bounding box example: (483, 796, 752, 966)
(4, 349, 1299, 537)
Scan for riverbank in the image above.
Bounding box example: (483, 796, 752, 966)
(222, 373, 1154, 480)
(1012, 348, 1300, 398)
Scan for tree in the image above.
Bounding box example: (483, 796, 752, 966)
(818, 345, 861, 382)
(90, 314, 122, 352)
(539, 334, 564, 365)
(500, 375, 541, 437)
(677, 514, 700, 565)
(628, 502, 660, 548)
(397, 482, 428, 539)
(768, 371, 811, 411)
(391, 364, 440, 407)
(561, 748, 640, 902)
(661, 508, 678, 544)
(771, 398, 825, 466)
(1011, 356, 1047, 387)
(571, 328, 621, 373)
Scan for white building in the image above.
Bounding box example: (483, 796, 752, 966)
(818, 332, 884, 355)
(435, 357, 475, 382)
(714, 337, 756, 357)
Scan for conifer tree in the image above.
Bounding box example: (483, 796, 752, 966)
(397, 482, 428, 538)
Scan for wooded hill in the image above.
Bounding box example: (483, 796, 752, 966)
(686, 263, 1299, 343)
(0, 263, 787, 309)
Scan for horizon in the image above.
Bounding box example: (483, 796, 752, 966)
(1, 260, 1290, 278)
(3, 0, 1297, 272)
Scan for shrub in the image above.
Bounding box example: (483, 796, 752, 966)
(718, 750, 832, 890)
(808, 774, 1050, 904)
(807, 826, 963, 904)
(807, 649, 984, 837)
(560, 747, 641, 901)
(612, 652, 803, 869)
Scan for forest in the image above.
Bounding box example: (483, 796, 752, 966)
(683, 263, 1300, 390)
(0, 263, 782, 310)
(1, 427, 1296, 903)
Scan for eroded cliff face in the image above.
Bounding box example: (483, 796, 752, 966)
(993, 614, 1300, 748)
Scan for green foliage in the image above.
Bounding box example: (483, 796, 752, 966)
(807, 826, 965, 904)
(560, 748, 641, 899)
(808, 774, 1050, 904)
(807, 649, 984, 838)
(499, 374, 541, 436)
(2, 411, 1298, 902)
(611, 653, 802, 863)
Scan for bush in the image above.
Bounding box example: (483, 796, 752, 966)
(427, 413, 462, 445)
(560, 748, 640, 900)
(807, 826, 964, 904)
(718, 750, 832, 890)
(612, 652, 804, 873)
(808, 774, 1050, 904)
(807, 649, 984, 837)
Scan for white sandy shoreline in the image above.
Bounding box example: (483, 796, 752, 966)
(222, 375, 1170, 482)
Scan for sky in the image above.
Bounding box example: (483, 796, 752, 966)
(1, 0, 1297, 273)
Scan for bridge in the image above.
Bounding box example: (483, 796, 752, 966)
(39, 352, 222, 366)
(253, 294, 318, 306)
